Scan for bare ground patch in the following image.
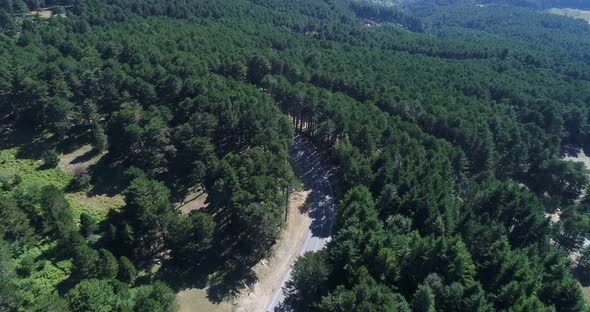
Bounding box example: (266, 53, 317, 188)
(582, 284, 590, 304)
(563, 149, 590, 171)
(548, 8, 590, 24)
(176, 288, 233, 312)
(67, 192, 125, 219)
(28, 7, 67, 19)
(178, 191, 209, 215)
(59, 146, 124, 216)
(235, 190, 311, 312)
(59, 145, 104, 176)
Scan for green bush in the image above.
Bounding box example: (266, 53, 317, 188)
(41, 150, 59, 168)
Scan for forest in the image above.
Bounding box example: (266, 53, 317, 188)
(2, 0, 590, 311)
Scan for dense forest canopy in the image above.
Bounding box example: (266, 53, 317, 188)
(397, 0, 590, 10)
(2, 0, 590, 311)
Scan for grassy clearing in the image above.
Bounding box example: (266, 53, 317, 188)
(59, 145, 125, 221)
(176, 288, 234, 312)
(0, 147, 122, 223)
(67, 193, 123, 223)
(547, 8, 590, 24)
(178, 190, 209, 215)
(0, 148, 70, 189)
(13, 241, 73, 300)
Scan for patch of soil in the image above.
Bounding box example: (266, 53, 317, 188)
(178, 192, 209, 215)
(60, 146, 124, 212)
(176, 288, 233, 312)
(67, 192, 125, 212)
(235, 190, 311, 312)
(29, 9, 53, 18)
(564, 149, 590, 172)
(59, 145, 104, 176)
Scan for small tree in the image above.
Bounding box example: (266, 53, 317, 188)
(80, 212, 97, 238)
(66, 279, 114, 312)
(118, 256, 137, 285)
(51, 5, 66, 15)
(91, 124, 107, 152)
(577, 245, 590, 278)
(40, 186, 74, 239)
(412, 284, 436, 312)
(98, 249, 118, 279)
(73, 244, 99, 279)
(42, 149, 60, 168)
(285, 251, 330, 310)
(247, 56, 271, 83)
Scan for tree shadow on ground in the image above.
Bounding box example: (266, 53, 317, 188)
(206, 260, 258, 303)
(87, 154, 128, 197)
(562, 145, 581, 157)
(157, 261, 210, 291)
(156, 248, 260, 304)
(289, 135, 335, 239)
(55, 130, 89, 155)
(0, 124, 37, 149)
(70, 148, 100, 165)
(274, 303, 292, 312)
(1, 125, 89, 161)
(573, 268, 590, 287)
(14, 132, 53, 160)
(157, 202, 264, 304)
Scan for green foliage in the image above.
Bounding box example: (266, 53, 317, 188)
(66, 279, 115, 312)
(97, 249, 118, 280)
(0, 196, 36, 244)
(168, 211, 215, 264)
(285, 251, 331, 310)
(117, 256, 137, 285)
(118, 176, 174, 259)
(133, 281, 177, 312)
(80, 212, 97, 238)
(41, 149, 59, 168)
(529, 159, 589, 205)
(412, 284, 436, 312)
(0, 237, 19, 311)
(39, 185, 74, 239)
(318, 268, 410, 312)
(72, 243, 99, 279)
(1, 0, 590, 310)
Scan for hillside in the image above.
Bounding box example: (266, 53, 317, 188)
(548, 8, 590, 24)
(2, 0, 590, 311)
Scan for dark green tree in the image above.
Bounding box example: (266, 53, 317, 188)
(412, 284, 436, 312)
(80, 212, 97, 238)
(118, 256, 137, 285)
(66, 279, 115, 312)
(168, 211, 215, 265)
(285, 251, 331, 310)
(41, 149, 60, 169)
(98, 249, 119, 279)
(122, 177, 175, 259)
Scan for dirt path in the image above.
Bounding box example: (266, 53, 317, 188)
(235, 190, 311, 312)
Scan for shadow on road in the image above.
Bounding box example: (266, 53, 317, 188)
(289, 135, 335, 239)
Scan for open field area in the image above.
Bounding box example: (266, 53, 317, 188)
(564, 149, 590, 170)
(176, 288, 234, 312)
(178, 190, 209, 215)
(548, 8, 590, 23)
(0, 147, 121, 222)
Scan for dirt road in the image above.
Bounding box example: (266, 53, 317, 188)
(236, 190, 311, 312)
(264, 135, 336, 312)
